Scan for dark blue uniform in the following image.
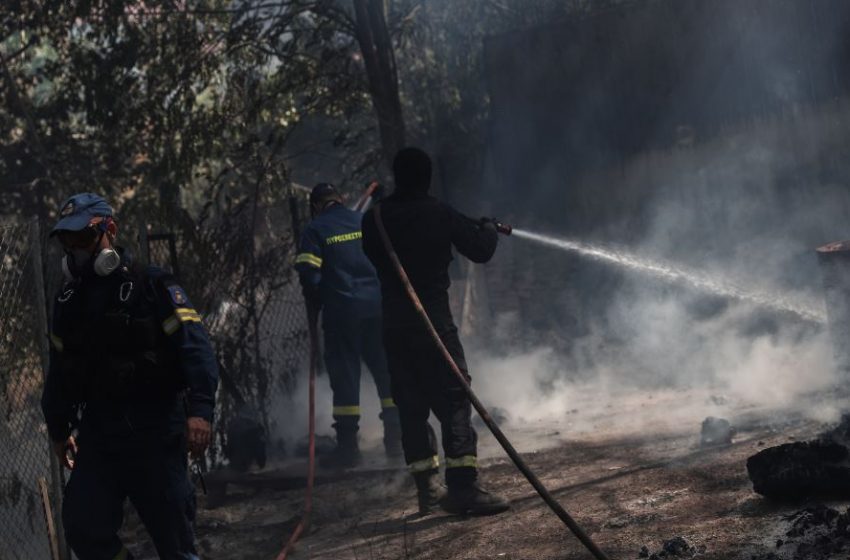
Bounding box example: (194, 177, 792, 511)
(362, 192, 497, 486)
(41, 252, 218, 560)
(295, 203, 395, 435)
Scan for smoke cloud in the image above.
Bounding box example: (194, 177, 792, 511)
(268, 1, 850, 461)
(470, 102, 850, 441)
(472, 0, 850, 442)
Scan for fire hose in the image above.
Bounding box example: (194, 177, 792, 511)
(372, 204, 612, 560)
(353, 181, 381, 212)
(275, 306, 319, 560)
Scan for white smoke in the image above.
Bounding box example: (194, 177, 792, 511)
(268, 365, 391, 459)
(469, 102, 850, 443)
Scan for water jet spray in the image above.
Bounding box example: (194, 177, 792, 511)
(511, 228, 826, 324)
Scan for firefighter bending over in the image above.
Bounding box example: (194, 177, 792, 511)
(41, 193, 219, 560)
(362, 148, 510, 516)
(295, 183, 402, 467)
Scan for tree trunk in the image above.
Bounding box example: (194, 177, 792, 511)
(352, 0, 405, 169)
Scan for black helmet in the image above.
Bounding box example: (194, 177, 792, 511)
(393, 147, 432, 193)
(309, 183, 339, 206)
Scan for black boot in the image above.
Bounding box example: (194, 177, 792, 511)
(380, 408, 403, 459)
(321, 424, 361, 469)
(440, 481, 510, 516)
(413, 469, 446, 515)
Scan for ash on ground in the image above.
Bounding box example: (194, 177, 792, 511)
(638, 536, 705, 559)
(750, 505, 850, 560)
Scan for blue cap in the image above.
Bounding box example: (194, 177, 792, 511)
(50, 193, 114, 236)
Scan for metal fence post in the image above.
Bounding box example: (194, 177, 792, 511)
(30, 219, 69, 560)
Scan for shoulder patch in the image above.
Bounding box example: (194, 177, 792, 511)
(167, 285, 188, 306)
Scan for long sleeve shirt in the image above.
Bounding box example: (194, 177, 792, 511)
(361, 191, 498, 330)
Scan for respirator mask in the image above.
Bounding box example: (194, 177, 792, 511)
(60, 220, 121, 281)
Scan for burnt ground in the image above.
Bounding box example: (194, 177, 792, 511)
(123, 388, 850, 560)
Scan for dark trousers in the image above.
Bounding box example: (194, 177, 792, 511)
(62, 434, 198, 560)
(323, 313, 395, 431)
(383, 324, 478, 486)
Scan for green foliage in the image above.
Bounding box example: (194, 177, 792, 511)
(0, 0, 380, 220)
(1, 0, 626, 219)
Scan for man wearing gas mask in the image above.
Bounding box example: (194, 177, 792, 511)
(294, 183, 401, 468)
(41, 193, 218, 560)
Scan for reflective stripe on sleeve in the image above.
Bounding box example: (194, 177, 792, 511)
(380, 398, 396, 409)
(175, 308, 201, 322)
(295, 253, 323, 268)
(162, 307, 202, 335)
(408, 455, 440, 473)
(332, 405, 361, 416)
(445, 455, 478, 469)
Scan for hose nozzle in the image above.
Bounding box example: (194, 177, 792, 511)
(481, 217, 513, 236)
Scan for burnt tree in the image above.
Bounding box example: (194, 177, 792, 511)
(352, 0, 405, 169)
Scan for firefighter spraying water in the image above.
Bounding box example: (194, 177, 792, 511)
(362, 147, 611, 559)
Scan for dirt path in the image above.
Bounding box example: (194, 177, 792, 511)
(281, 424, 811, 559)
(125, 389, 850, 559)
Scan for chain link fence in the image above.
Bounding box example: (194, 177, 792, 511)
(0, 220, 63, 560)
(140, 190, 313, 465)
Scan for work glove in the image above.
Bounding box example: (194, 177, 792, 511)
(479, 217, 512, 235)
(478, 217, 498, 233)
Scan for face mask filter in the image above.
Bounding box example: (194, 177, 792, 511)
(92, 247, 120, 276)
(61, 225, 120, 279)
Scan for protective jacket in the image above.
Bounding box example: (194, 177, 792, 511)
(361, 191, 498, 330)
(295, 203, 381, 320)
(41, 251, 218, 443)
